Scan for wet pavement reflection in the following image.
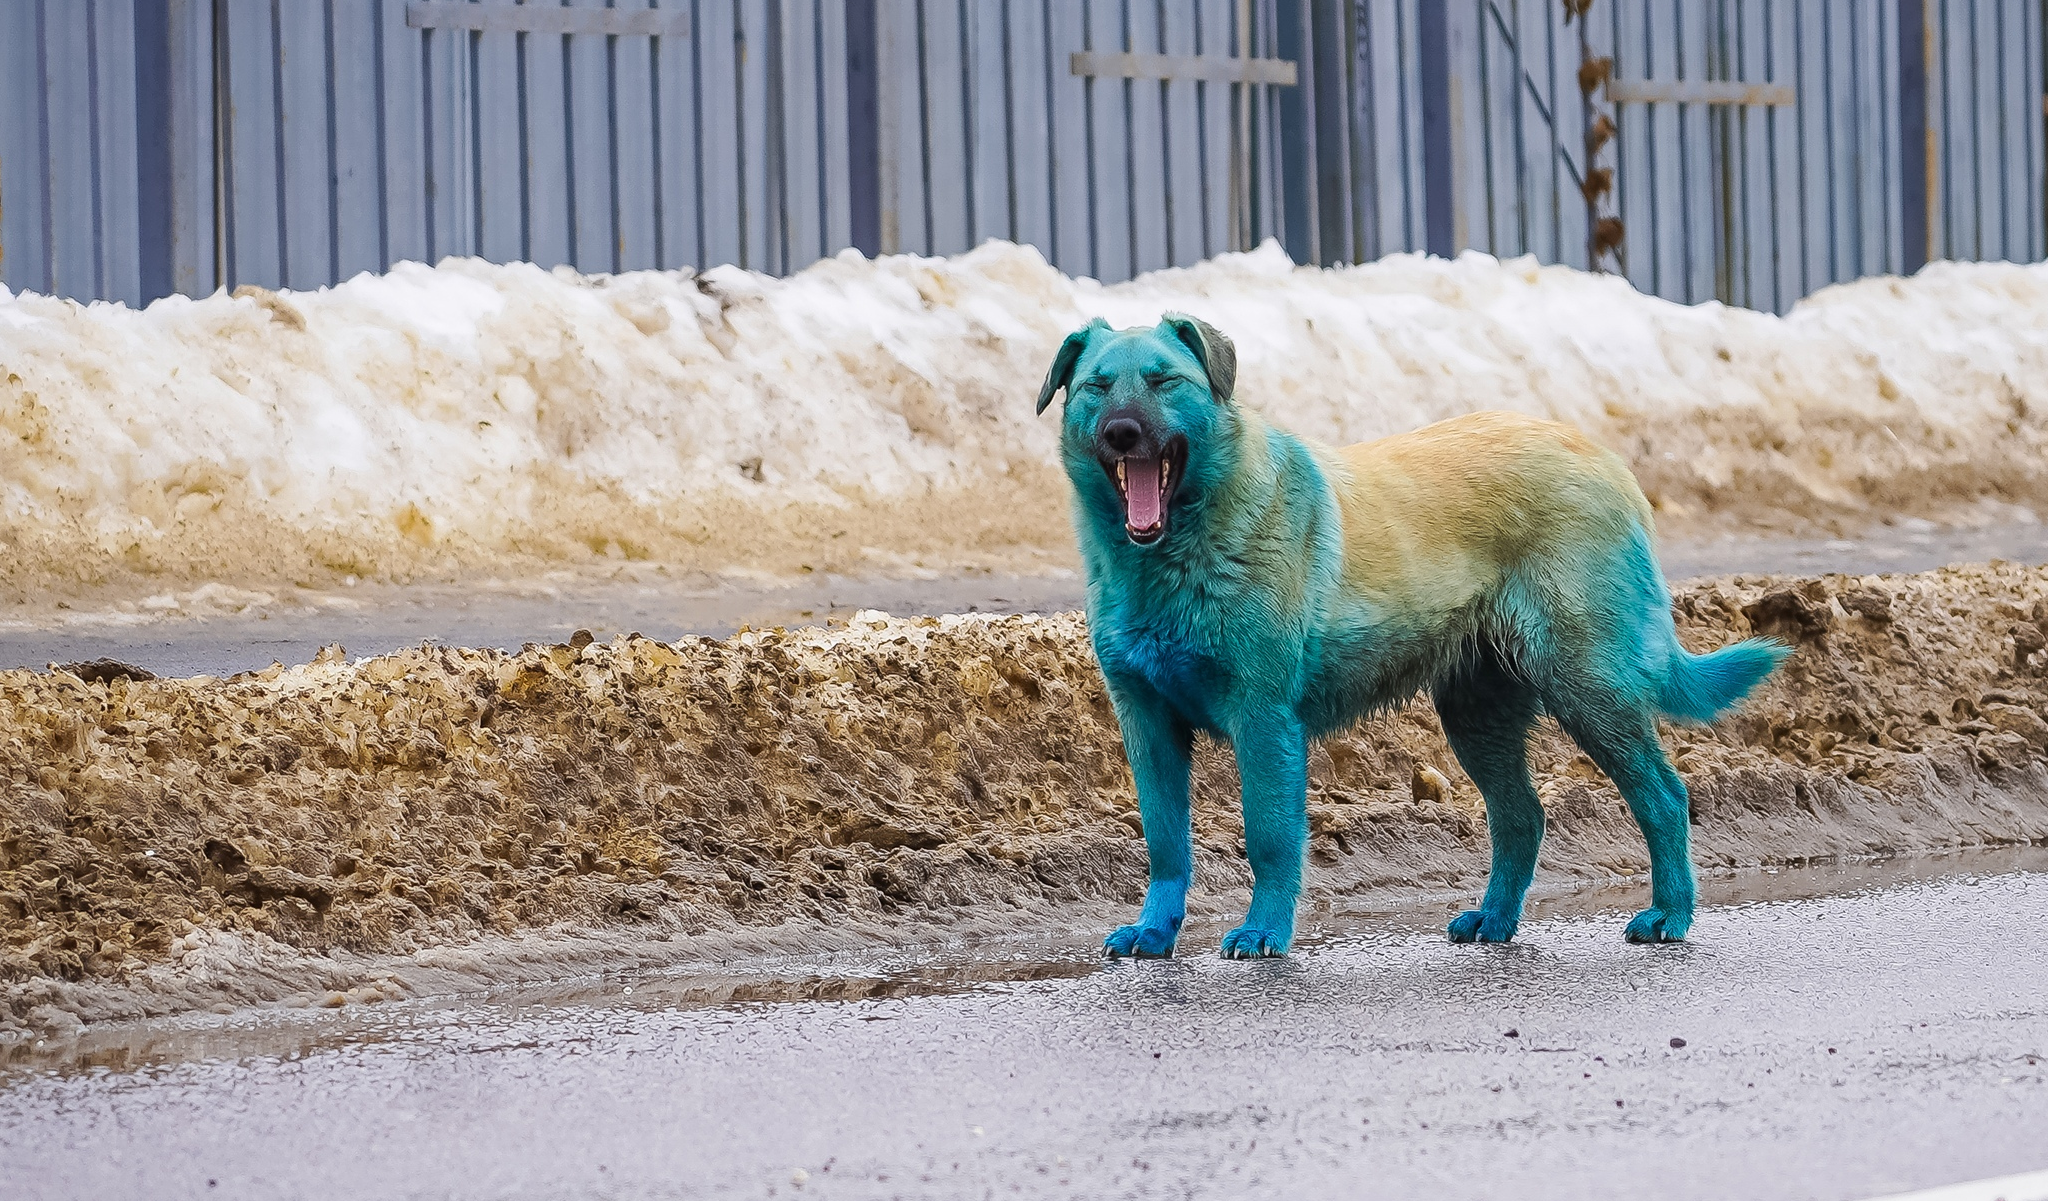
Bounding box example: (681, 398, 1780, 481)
(3, 849, 2044, 1201)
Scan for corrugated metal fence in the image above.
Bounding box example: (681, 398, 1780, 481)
(2, 0, 2043, 314)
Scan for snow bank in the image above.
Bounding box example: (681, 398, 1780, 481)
(4, 241, 2048, 592)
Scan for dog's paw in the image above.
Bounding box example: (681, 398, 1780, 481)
(1103, 922, 1178, 958)
(1218, 925, 1290, 959)
(1447, 909, 1519, 944)
(1624, 907, 1691, 943)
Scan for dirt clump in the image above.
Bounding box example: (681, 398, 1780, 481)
(4, 565, 2048, 1036)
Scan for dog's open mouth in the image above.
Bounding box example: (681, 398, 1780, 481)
(1111, 444, 1181, 544)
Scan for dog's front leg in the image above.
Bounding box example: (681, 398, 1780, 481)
(1101, 681, 1194, 958)
(1220, 705, 1308, 958)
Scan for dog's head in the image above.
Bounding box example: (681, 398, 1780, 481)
(1034, 313, 1237, 547)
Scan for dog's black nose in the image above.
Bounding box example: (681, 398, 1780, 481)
(1102, 418, 1143, 453)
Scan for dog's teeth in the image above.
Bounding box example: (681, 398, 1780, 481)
(1117, 460, 1126, 486)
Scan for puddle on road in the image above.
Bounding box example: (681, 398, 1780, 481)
(6, 845, 2041, 1083)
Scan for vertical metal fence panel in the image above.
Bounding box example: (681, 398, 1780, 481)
(697, 0, 745, 268)
(430, 23, 475, 263)
(1732, 0, 1773, 310)
(816, 0, 851, 260)
(1083, 0, 1131, 280)
(779, 0, 821, 269)
(2026, 0, 2046, 264)
(1764, 0, 1800, 308)
(277, 2, 333, 290)
(165, 0, 216, 298)
(1161, 4, 1205, 265)
(1872, 0, 1901, 279)
(331, 2, 384, 281)
(965, 0, 1008, 247)
(918, 0, 970, 257)
(1822, 0, 1855, 287)
(375, 0, 427, 270)
(1606, 0, 1645, 294)
(1354, 0, 1419, 258)
(1649, 1, 1689, 300)
(615, 2, 662, 273)
(1042, 0, 1090, 273)
(875, 0, 921, 256)
(1999, 0, 2031, 263)
(656, 2, 701, 268)
(524, 21, 574, 270)
(7, 0, 2046, 309)
(1934, 0, 1967, 259)
(1197, 0, 1233, 260)
(1257, 0, 1288, 247)
(221, 0, 281, 289)
(739, 0, 775, 270)
(1681, 0, 1714, 305)
(1005, 0, 1053, 257)
(1126, 1, 1171, 275)
(1970, 0, 2003, 260)
(468, 22, 519, 265)
(41, 1, 95, 301)
(92, 0, 144, 306)
(0, 2, 46, 296)
(567, 7, 613, 270)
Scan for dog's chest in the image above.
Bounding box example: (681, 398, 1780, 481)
(1095, 619, 1225, 722)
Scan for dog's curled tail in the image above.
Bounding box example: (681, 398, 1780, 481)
(1655, 639, 1790, 724)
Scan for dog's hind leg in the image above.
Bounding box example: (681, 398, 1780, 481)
(1102, 682, 1195, 958)
(1433, 644, 1544, 944)
(1548, 696, 1696, 942)
(1219, 705, 1309, 959)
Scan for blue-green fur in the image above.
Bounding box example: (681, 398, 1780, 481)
(1038, 316, 1787, 958)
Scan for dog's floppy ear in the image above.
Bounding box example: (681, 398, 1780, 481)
(1036, 319, 1106, 415)
(1160, 313, 1237, 404)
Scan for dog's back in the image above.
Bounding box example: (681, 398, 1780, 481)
(1318, 410, 1652, 624)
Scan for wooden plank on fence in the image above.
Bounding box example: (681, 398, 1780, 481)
(1069, 50, 1296, 85)
(407, 2, 690, 37)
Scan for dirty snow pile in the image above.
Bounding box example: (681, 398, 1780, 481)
(4, 240, 2048, 593)
(9, 563, 2048, 1033)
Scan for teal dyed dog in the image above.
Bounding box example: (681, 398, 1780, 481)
(1037, 315, 1786, 958)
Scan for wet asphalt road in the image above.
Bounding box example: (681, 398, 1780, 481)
(4, 853, 2045, 1201)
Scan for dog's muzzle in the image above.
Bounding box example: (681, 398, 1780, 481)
(1099, 419, 1185, 545)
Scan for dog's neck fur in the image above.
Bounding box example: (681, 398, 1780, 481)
(1073, 402, 1336, 639)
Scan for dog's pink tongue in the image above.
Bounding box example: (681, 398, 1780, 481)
(1124, 457, 1163, 530)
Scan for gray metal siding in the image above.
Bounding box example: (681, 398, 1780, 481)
(1, 0, 148, 307)
(3, 0, 2043, 312)
(1417, 0, 2044, 311)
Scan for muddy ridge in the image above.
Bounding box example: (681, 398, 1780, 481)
(5, 564, 2048, 1039)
